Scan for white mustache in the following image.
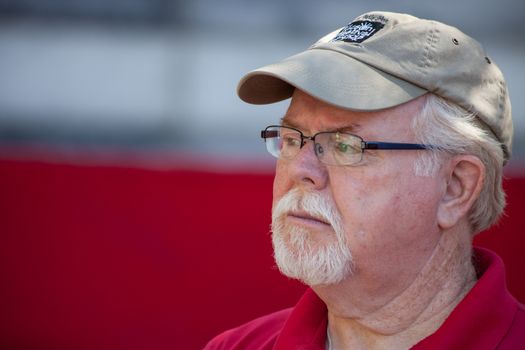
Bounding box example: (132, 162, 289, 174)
(270, 187, 353, 285)
(272, 188, 342, 231)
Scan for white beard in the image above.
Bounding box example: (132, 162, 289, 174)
(271, 188, 354, 286)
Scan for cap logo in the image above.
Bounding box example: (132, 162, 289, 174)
(332, 20, 384, 43)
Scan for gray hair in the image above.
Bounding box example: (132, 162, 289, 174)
(412, 93, 506, 234)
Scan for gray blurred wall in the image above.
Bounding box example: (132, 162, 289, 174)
(0, 0, 524, 165)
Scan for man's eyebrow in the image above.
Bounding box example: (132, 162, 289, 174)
(334, 124, 362, 133)
(280, 115, 299, 128)
(280, 115, 361, 133)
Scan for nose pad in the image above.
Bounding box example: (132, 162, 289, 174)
(314, 143, 324, 158)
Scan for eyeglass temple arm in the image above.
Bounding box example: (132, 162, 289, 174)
(261, 130, 279, 139)
(363, 142, 432, 150)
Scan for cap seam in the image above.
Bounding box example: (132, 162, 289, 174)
(420, 26, 440, 72)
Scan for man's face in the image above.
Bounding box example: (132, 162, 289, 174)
(271, 90, 446, 293)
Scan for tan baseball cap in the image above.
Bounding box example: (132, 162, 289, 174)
(237, 11, 513, 162)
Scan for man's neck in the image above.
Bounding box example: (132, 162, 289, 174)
(314, 228, 477, 350)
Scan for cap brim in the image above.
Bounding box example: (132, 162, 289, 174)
(237, 48, 427, 111)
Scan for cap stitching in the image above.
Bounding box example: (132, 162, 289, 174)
(420, 27, 439, 72)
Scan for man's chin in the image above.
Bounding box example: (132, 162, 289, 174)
(287, 232, 338, 254)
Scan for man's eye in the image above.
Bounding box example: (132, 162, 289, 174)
(336, 142, 351, 153)
(283, 136, 300, 147)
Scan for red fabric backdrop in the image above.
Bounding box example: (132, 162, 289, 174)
(0, 157, 524, 349)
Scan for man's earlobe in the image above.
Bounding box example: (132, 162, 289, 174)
(437, 155, 485, 230)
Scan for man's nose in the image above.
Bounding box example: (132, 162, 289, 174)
(287, 139, 328, 190)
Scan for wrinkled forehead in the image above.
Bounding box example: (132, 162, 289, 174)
(283, 89, 426, 140)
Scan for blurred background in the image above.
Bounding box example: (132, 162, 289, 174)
(1, 1, 524, 349)
(0, 0, 524, 167)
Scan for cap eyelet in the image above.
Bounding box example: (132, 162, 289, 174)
(452, 38, 459, 45)
(485, 56, 492, 64)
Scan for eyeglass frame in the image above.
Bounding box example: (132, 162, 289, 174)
(261, 125, 435, 166)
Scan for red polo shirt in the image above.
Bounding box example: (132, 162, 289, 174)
(205, 248, 525, 349)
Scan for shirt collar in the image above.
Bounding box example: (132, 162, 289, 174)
(412, 247, 518, 349)
(273, 247, 519, 350)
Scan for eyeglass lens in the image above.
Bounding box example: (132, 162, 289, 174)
(264, 126, 363, 166)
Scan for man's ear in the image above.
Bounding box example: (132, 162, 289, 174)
(437, 155, 485, 230)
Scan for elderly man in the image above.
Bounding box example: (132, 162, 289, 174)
(206, 11, 524, 349)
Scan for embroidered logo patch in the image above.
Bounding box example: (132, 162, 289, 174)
(332, 20, 384, 43)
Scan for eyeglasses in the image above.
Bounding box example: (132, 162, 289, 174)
(261, 125, 433, 166)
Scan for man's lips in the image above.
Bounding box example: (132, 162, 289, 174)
(286, 210, 331, 227)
